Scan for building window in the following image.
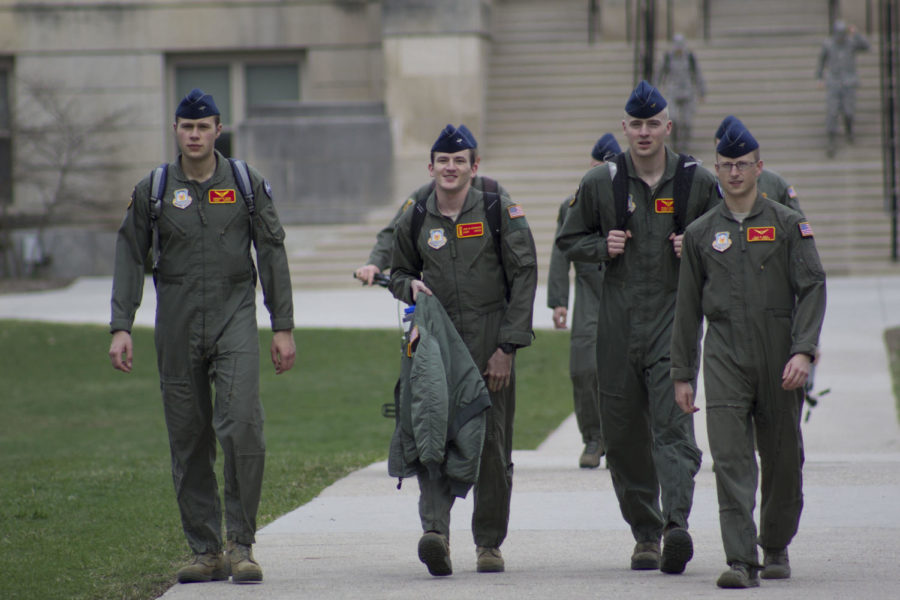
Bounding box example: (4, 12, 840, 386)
(246, 64, 300, 109)
(173, 56, 302, 158)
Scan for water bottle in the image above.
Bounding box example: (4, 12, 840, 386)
(402, 305, 415, 334)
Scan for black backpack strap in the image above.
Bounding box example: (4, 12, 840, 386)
(672, 153, 698, 234)
(228, 158, 256, 215)
(612, 153, 630, 230)
(480, 176, 509, 300)
(148, 163, 168, 276)
(481, 177, 502, 263)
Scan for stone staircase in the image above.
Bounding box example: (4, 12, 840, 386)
(286, 0, 898, 290)
(482, 0, 897, 282)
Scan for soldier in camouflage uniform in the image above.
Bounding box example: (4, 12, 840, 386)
(547, 133, 620, 469)
(655, 33, 706, 154)
(108, 89, 295, 585)
(816, 20, 870, 157)
(390, 124, 537, 576)
(671, 122, 826, 588)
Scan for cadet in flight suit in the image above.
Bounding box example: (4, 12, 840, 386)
(547, 133, 621, 469)
(354, 171, 508, 286)
(816, 19, 870, 157)
(390, 124, 537, 576)
(714, 116, 803, 216)
(556, 81, 719, 575)
(671, 122, 826, 589)
(108, 89, 296, 585)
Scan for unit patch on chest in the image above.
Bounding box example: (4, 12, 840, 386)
(428, 228, 447, 249)
(209, 189, 236, 204)
(655, 198, 675, 214)
(457, 222, 484, 238)
(172, 189, 192, 209)
(712, 231, 732, 252)
(747, 226, 776, 242)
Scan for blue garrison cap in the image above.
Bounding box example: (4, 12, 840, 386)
(591, 133, 621, 162)
(715, 115, 744, 141)
(175, 88, 220, 119)
(625, 80, 668, 118)
(716, 122, 759, 158)
(431, 124, 478, 154)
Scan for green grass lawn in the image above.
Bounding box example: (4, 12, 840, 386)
(0, 321, 573, 600)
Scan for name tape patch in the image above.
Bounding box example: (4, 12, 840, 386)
(747, 226, 775, 242)
(209, 189, 236, 204)
(457, 222, 484, 238)
(655, 198, 674, 214)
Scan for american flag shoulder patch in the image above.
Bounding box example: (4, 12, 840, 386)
(799, 221, 814, 238)
(508, 204, 525, 219)
(787, 185, 797, 199)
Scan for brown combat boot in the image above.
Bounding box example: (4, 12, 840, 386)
(417, 531, 452, 576)
(717, 562, 760, 588)
(761, 547, 791, 579)
(476, 546, 505, 573)
(630, 540, 661, 570)
(175, 552, 228, 583)
(578, 439, 605, 469)
(227, 541, 263, 584)
(660, 527, 693, 574)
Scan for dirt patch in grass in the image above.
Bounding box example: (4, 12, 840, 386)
(885, 326, 900, 424)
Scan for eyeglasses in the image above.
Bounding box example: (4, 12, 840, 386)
(716, 161, 758, 173)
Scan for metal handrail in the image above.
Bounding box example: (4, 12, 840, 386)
(879, 0, 900, 261)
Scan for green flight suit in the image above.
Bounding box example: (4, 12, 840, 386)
(758, 169, 803, 216)
(555, 148, 719, 543)
(110, 151, 294, 554)
(390, 185, 537, 548)
(366, 177, 508, 272)
(671, 196, 826, 568)
(547, 196, 603, 445)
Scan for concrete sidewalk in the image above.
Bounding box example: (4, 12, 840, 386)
(2, 275, 899, 598)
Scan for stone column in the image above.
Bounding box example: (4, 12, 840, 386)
(381, 0, 492, 200)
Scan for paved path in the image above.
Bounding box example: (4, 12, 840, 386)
(2, 275, 899, 598)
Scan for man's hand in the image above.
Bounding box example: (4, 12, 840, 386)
(410, 279, 433, 302)
(669, 232, 684, 258)
(354, 264, 381, 286)
(552, 306, 568, 329)
(271, 330, 296, 375)
(607, 229, 632, 257)
(782, 353, 812, 390)
(674, 380, 699, 414)
(109, 330, 133, 373)
(484, 347, 513, 392)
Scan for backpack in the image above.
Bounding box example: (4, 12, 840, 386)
(148, 158, 256, 275)
(408, 176, 508, 299)
(612, 152, 698, 234)
(662, 50, 698, 78)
